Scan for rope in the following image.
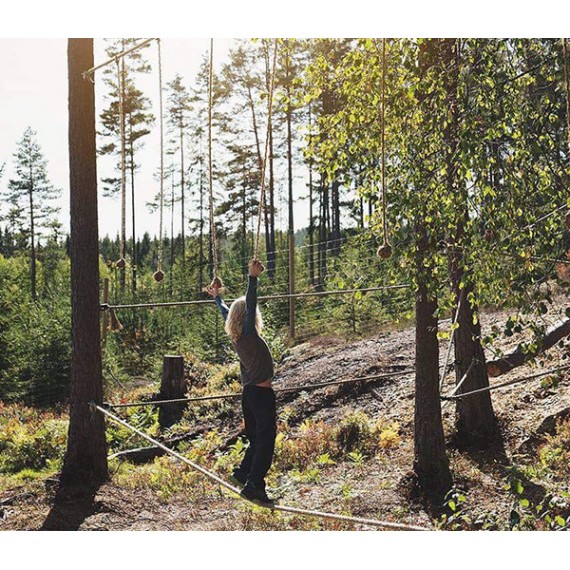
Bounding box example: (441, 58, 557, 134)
(439, 288, 463, 391)
(440, 358, 477, 410)
(381, 37, 388, 246)
(157, 38, 165, 274)
(101, 284, 410, 311)
(103, 369, 415, 409)
(92, 403, 428, 530)
(562, 38, 570, 153)
(83, 37, 156, 79)
(441, 363, 570, 401)
(254, 38, 279, 259)
(208, 38, 219, 279)
(117, 56, 127, 265)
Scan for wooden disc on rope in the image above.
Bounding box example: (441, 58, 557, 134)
(484, 228, 495, 242)
(115, 257, 126, 269)
(564, 210, 570, 230)
(377, 242, 392, 260)
(153, 269, 165, 283)
(210, 276, 223, 289)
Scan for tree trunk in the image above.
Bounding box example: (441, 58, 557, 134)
(130, 137, 137, 294)
(28, 168, 37, 301)
(170, 170, 175, 296)
(441, 38, 497, 445)
(180, 126, 186, 265)
(487, 318, 570, 376)
(119, 52, 126, 291)
(265, 44, 277, 280)
(199, 158, 205, 291)
(158, 355, 187, 428)
(286, 53, 295, 339)
(308, 156, 315, 286)
(331, 179, 341, 255)
(61, 38, 108, 485)
(414, 224, 452, 501)
(242, 176, 248, 278)
(318, 176, 328, 285)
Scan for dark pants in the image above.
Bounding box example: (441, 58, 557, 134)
(237, 385, 277, 489)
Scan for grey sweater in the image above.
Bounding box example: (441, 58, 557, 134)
(215, 276, 274, 386)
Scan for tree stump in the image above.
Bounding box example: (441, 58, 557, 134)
(158, 355, 187, 429)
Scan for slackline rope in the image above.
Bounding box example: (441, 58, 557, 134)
(103, 369, 415, 409)
(441, 363, 570, 401)
(92, 403, 428, 530)
(254, 38, 279, 259)
(100, 283, 410, 311)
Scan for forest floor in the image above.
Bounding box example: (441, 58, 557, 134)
(1, 292, 570, 531)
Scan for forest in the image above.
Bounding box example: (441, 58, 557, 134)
(1, 37, 570, 532)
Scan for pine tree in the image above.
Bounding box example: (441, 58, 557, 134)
(166, 74, 193, 265)
(3, 127, 61, 300)
(99, 38, 154, 293)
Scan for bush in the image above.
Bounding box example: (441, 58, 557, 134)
(0, 405, 67, 473)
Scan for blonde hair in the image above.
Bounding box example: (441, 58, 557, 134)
(224, 297, 263, 342)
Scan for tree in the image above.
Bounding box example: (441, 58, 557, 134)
(166, 74, 193, 265)
(99, 38, 154, 293)
(439, 39, 498, 446)
(61, 38, 108, 486)
(4, 127, 60, 300)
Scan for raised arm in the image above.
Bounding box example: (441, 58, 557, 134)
(206, 281, 229, 322)
(214, 295, 230, 322)
(243, 259, 265, 336)
(242, 275, 258, 336)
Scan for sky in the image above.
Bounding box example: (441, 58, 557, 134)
(0, 38, 257, 240)
(1, 2, 567, 242)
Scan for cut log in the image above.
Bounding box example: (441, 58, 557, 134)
(487, 318, 570, 377)
(158, 355, 187, 429)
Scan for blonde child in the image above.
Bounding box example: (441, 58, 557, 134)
(207, 259, 276, 505)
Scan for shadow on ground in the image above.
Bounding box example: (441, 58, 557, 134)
(40, 481, 103, 531)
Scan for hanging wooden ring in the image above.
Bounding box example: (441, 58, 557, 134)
(115, 257, 126, 269)
(377, 242, 392, 260)
(153, 269, 165, 282)
(210, 276, 223, 289)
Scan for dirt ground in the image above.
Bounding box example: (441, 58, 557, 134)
(1, 298, 569, 531)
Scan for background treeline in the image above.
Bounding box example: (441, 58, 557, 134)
(0, 38, 569, 407)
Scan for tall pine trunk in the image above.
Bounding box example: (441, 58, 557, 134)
(198, 158, 205, 291)
(62, 38, 108, 485)
(28, 167, 37, 301)
(169, 171, 175, 296)
(265, 43, 277, 279)
(179, 126, 186, 265)
(130, 137, 137, 294)
(119, 48, 127, 291)
(308, 154, 315, 286)
(285, 42, 295, 338)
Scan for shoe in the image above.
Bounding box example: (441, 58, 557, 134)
(229, 469, 248, 487)
(240, 481, 275, 507)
